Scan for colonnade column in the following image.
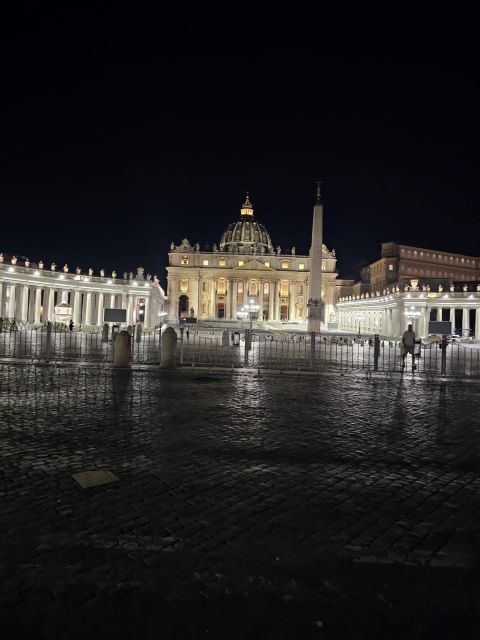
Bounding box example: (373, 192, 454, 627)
(8, 284, 16, 318)
(20, 285, 29, 321)
(463, 308, 469, 336)
(72, 291, 81, 325)
(96, 293, 104, 325)
(476, 309, 480, 340)
(0, 283, 3, 317)
(109, 293, 116, 308)
(47, 288, 55, 322)
(34, 288, 42, 323)
(85, 293, 92, 325)
(126, 294, 134, 325)
(144, 296, 150, 326)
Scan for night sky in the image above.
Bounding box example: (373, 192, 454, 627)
(1, 7, 479, 287)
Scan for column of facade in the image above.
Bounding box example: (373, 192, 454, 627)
(231, 281, 238, 319)
(225, 279, 232, 320)
(85, 292, 92, 325)
(289, 281, 297, 321)
(96, 292, 104, 325)
(258, 280, 264, 321)
(268, 281, 275, 321)
(476, 309, 480, 340)
(110, 293, 116, 308)
(209, 279, 215, 318)
(242, 281, 248, 306)
(0, 282, 3, 317)
(8, 284, 16, 318)
(274, 281, 280, 321)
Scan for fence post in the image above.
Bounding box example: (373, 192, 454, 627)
(160, 327, 177, 368)
(113, 330, 131, 367)
(373, 334, 380, 371)
(310, 331, 316, 368)
(441, 335, 447, 375)
(244, 329, 251, 366)
(45, 321, 52, 361)
(0, 317, 3, 333)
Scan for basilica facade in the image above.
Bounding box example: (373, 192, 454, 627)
(166, 195, 339, 326)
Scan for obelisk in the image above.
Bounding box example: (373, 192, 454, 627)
(307, 183, 324, 333)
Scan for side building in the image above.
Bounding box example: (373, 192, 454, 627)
(166, 195, 344, 327)
(0, 254, 166, 327)
(336, 242, 480, 339)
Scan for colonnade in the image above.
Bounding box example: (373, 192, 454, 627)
(337, 297, 480, 339)
(0, 279, 162, 327)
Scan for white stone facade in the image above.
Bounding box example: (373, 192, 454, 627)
(166, 196, 338, 326)
(336, 282, 480, 339)
(0, 257, 166, 327)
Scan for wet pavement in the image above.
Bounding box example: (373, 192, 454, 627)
(0, 364, 480, 638)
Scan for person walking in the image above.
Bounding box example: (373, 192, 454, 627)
(69, 319, 74, 331)
(186, 327, 190, 342)
(401, 323, 416, 370)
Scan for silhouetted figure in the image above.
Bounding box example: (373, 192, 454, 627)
(69, 319, 74, 332)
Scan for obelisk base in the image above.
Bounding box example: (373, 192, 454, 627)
(307, 298, 324, 333)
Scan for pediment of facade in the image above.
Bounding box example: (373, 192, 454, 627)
(234, 260, 275, 272)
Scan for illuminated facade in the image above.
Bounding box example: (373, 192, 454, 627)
(166, 195, 341, 326)
(0, 254, 165, 327)
(337, 243, 480, 338)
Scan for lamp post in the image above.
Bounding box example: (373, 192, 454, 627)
(242, 299, 260, 330)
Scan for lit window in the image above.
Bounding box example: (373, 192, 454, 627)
(281, 261, 289, 269)
(249, 281, 257, 296)
(180, 279, 188, 293)
(280, 281, 289, 296)
(238, 261, 244, 267)
(264, 261, 270, 267)
(238, 282, 244, 294)
(263, 282, 269, 295)
(298, 263, 305, 270)
(218, 259, 226, 267)
(202, 282, 207, 292)
(388, 264, 394, 271)
(181, 256, 189, 265)
(203, 259, 209, 266)
(217, 279, 226, 294)
(321, 260, 326, 271)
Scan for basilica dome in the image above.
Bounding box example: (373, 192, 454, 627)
(219, 194, 274, 254)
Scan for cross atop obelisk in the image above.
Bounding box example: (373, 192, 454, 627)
(307, 182, 324, 332)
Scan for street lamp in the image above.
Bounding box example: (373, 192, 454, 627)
(242, 299, 260, 330)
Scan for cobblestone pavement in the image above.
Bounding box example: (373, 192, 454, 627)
(1, 364, 480, 639)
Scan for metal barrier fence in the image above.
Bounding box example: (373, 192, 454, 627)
(0, 326, 479, 377)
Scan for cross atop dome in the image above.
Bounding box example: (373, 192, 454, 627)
(240, 192, 254, 216)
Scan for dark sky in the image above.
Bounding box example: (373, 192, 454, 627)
(1, 6, 479, 286)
